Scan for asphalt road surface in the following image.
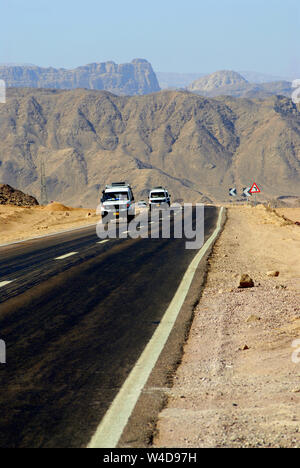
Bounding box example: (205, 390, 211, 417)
(0, 206, 219, 448)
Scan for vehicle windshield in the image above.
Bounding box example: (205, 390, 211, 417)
(150, 192, 165, 199)
(103, 192, 128, 201)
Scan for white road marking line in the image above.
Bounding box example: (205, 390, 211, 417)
(122, 231, 129, 234)
(97, 240, 110, 244)
(0, 280, 14, 288)
(54, 252, 78, 260)
(88, 207, 225, 449)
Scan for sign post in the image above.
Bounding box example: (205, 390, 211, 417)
(249, 183, 261, 206)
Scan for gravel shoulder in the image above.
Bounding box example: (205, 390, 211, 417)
(154, 205, 300, 448)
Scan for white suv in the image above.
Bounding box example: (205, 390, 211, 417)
(149, 187, 171, 211)
(100, 182, 135, 221)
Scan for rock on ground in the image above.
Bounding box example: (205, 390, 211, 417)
(0, 184, 39, 207)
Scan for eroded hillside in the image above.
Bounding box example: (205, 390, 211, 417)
(0, 88, 299, 206)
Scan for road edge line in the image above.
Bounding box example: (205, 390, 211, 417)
(87, 207, 225, 448)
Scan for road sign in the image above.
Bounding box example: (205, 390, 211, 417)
(229, 188, 237, 197)
(250, 183, 261, 194)
(243, 187, 251, 197)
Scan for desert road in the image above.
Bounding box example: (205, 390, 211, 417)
(0, 206, 220, 448)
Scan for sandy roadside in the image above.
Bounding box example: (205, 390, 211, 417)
(154, 205, 300, 448)
(0, 203, 99, 244)
(275, 207, 300, 224)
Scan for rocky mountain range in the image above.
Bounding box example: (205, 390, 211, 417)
(0, 88, 299, 207)
(1, 61, 294, 100)
(188, 70, 293, 98)
(0, 59, 160, 96)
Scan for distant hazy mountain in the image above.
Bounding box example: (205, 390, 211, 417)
(239, 71, 293, 84)
(0, 59, 160, 96)
(0, 88, 299, 206)
(188, 70, 293, 98)
(158, 69, 295, 90)
(156, 72, 205, 89)
(188, 70, 248, 92)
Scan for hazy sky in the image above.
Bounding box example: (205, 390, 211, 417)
(1, 0, 299, 77)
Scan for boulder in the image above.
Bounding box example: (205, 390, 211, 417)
(238, 274, 254, 289)
(267, 271, 280, 277)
